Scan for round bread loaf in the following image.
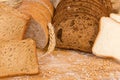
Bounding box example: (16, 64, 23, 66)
(53, 0, 112, 52)
(53, 1, 108, 26)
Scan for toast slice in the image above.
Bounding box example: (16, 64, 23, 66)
(110, 13, 120, 22)
(0, 3, 29, 40)
(0, 39, 39, 78)
(92, 17, 120, 61)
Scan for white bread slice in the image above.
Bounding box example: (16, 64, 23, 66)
(110, 13, 120, 22)
(92, 17, 120, 61)
(0, 39, 39, 78)
(0, 3, 29, 40)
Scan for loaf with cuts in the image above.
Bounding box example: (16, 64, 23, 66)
(53, 0, 112, 52)
(0, 0, 54, 49)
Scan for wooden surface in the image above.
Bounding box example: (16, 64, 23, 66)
(1, 49, 120, 80)
(1, 0, 120, 80)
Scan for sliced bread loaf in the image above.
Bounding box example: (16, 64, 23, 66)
(53, 0, 112, 52)
(53, 2, 108, 26)
(92, 17, 120, 61)
(55, 13, 99, 52)
(18, 1, 50, 49)
(0, 39, 39, 77)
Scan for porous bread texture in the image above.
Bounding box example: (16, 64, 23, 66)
(0, 39, 39, 78)
(0, 3, 29, 40)
(53, 0, 112, 52)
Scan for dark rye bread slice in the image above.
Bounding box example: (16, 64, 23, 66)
(18, 1, 49, 49)
(53, 2, 108, 25)
(55, 0, 108, 15)
(0, 39, 39, 78)
(54, 12, 99, 52)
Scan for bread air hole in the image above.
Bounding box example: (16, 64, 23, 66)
(57, 29, 63, 42)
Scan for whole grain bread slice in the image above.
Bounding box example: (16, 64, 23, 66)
(0, 39, 39, 78)
(0, 3, 29, 40)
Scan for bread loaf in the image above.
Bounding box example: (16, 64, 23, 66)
(0, 39, 39, 78)
(18, 0, 53, 49)
(0, 0, 54, 49)
(53, 0, 112, 52)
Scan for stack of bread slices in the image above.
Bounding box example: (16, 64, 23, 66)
(53, 0, 112, 53)
(0, 0, 54, 78)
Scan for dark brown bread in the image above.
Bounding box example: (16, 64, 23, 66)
(55, 13, 99, 52)
(94, 0, 113, 14)
(56, 0, 112, 14)
(53, 2, 108, 26)
(53, 0, 112, 52)
(55, 0, 107, 15)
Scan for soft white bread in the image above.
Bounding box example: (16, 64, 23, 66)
(110, 13, 120, 22)
(0, 39, 39, 78)
(92, 17, 120, 61)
